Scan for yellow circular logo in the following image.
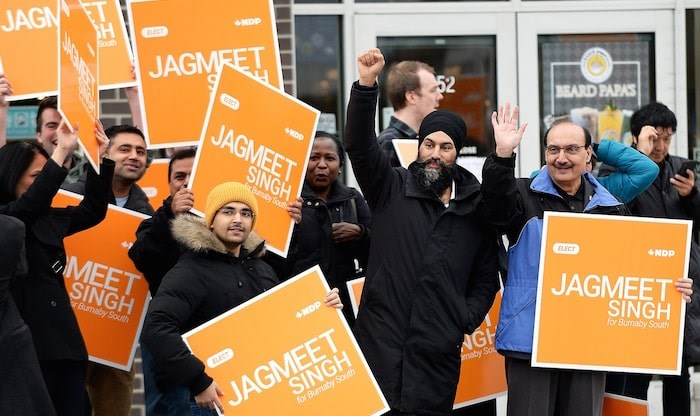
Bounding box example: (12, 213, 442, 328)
(580, 47, 613, 84)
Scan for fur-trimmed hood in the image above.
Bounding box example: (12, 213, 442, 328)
(170, 215, 266, 257)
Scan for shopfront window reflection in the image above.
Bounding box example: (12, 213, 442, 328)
(295, 15, 343, 134)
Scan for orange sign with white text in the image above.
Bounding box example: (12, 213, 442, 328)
(533, 212, 691, 374)
(602, 393, 649, 416)
(138, 158, 170, 208)
(0, 0, 133, 100)
(1, 0, 59, 100)
(58, 0, 100, 172)
(392, 139, 418, 168)
(53, 191, 151, 370)
(454, 291, 507, 408)
(189, 63, 318, 257)
(80, 0, 135, 89)
(346, 277, 365, 319)
(127, 0, 283, 148)
(346, 277, 507, 408)
(182, 266, 389, 416)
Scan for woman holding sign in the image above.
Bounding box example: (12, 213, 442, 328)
(0, 120, 113, 416)
(266, 131, 371, 326)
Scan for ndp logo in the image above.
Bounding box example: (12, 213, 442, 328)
(552, 243, 580, 255)
(648, 248, 676, 257)
(206, 347, 234, 368)
(295, 301, 321, 318)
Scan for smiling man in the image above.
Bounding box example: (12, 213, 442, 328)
(482, 106, 693, 416)
(345, 48, 500, 415)
(482, 113, 623, 416)
(33, 97, 88, 185)
(62, 124, 154, 416)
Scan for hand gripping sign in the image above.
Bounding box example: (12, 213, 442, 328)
(54, 190, 151, 370)
(183, 266, 389, 416)
(127, 0, 283, 148)
(533, 212, 692, 374)
(188, 62, 318, 257)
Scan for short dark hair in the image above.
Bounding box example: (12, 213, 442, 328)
(385, 61, 436, 111)
(314, 131, 345, 168)
(35, 96, 58, 133)
(543, 119, 592, 148)
(0, 141, 50, 203)
(167, 148, 196, 180)
(630, 102, 677, 138)
(104, 125, 146, 151)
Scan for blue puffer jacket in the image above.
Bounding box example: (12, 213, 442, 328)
(481, 155, 626, 356)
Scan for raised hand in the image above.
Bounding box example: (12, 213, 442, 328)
(635, 126, 657, 156)
(95, 119, 109, 161)
(357, 48, 385, 87)
(52, 119, 79, 166)
(491, 102, 528, 158)
(0, 73, 12, 108)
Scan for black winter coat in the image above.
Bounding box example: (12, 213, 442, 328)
(128, 196, 183, 295)
(141, 215, 279, 395)
(6, 159, 113, 361)
(0, 215, 56, 416)
(266, 182, 371, 325)
(345, 82, 500, 415)
(624, 155, 700, 365)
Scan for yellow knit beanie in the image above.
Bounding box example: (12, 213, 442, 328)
(204, 182, 258, 227)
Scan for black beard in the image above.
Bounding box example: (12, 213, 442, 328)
(409, 159, 455, 195)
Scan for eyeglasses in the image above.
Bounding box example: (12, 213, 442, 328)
(546, 145, 586, 156)
(218, 207, 254, 219)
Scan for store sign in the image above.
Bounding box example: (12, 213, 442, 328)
(540, 39, 652, 144)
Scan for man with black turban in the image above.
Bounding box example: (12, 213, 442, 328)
(344, 47, 500, 415)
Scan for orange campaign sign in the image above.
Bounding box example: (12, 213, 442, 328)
(602, 393, 649, 416)
(345, 277, 507, 408)
(138, 158, 170, 208)
(454, 291, 507, 408)
(346, 277, 365, 319)
(127, 0, 284, 148)
(392, 139, 418, 168)
(58, 0, 100, 173)
(182, 266, 389, 416)
(1, 0, 60, 100)
(53, 190, 152, 370)
(0, 0, 134, 100)
(80, 0, 135, 89)
(533, 212, 692, 374)
(188, 63, 319, 257)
